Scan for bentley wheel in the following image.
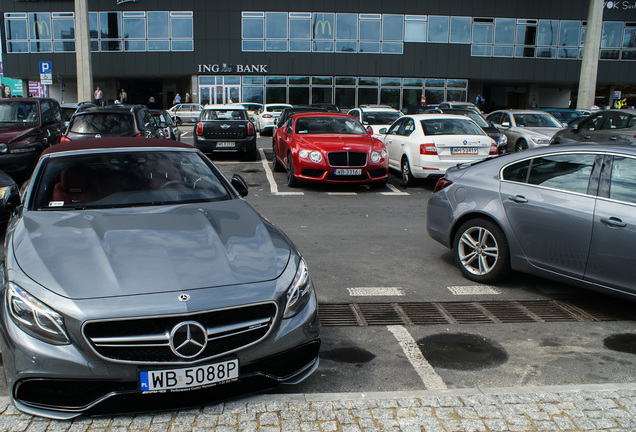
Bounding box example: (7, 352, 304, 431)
(286, 153, 301, 188)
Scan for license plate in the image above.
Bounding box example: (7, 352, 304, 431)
(217, 142, 236, 148)
(139, 359, 239, 393)
(334, 169, 362, 175)
(451, 147, 478, 154)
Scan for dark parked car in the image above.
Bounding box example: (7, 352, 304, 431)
(0, 97, 64, 176)
(62, 105, 165, 141)
(309, 103, 341, 113)
(0, 137, 320, 419)
(550, 109, 636, 145)
(432, 108, 507, 154)
(427, 144, 636, 298)
(536, 108, 585, 125)
(0, 169, 18, 230)
(60, 102, 96, 128)
(193, 104, 257, 160)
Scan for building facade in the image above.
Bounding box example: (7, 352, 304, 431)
(2, 0, 636, 110)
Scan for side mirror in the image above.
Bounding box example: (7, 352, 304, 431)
(501, 122, 511, 127)
(3, 185, 21, 214)
(367, 126, 373, 134)
(231, 174, 248, 197)
(379, 127, 387, 134)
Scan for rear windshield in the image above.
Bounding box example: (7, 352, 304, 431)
(512, 113, 562, 128)
(361, 111, 401, 125)
(70, 113, 136, 136)
(201, 109, 248, 120)
(0, 101, 39, 126)
(295, 116, 367, 134)
(420, 118, 485, 136)
(32, 150, 231, 210)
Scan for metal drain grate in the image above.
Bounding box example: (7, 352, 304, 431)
(319, 300, 636, 327)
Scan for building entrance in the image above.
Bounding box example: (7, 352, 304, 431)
(199, 85, 240, 105)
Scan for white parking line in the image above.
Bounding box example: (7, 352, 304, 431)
(259, 149, 304, 196)
(380, 184, 409, 195)
(387, 325, 447, 390)
(327, 192, 357, 196)
(347, 287, 404, 296)
(447, 286, 501, 295)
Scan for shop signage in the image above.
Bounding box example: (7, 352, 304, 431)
(198, 63, 268, 74)
(605, 1, 636, 9)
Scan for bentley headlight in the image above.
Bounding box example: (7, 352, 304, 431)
(7, 283, 70, 345)
(371, 151, 382, 163)
(309, 151, 322, 163)
(284, 259, 312, 319)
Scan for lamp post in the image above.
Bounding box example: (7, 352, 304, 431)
(577, 0, 604, 110)
(74, 0, 93, 102)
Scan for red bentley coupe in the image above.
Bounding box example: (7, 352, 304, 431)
(271, 112, 389, 188)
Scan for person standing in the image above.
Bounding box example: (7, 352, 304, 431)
(148, 95, 156, 108)
(94, 87, 103, 106)
(475, 93, 485, 111)
(185, 92, 192, 103)
(119, 88, 127, 104)
(173, 93, 181, 105)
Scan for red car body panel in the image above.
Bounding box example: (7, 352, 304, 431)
(274, 113, 388, 185)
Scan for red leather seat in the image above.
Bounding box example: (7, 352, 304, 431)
(51, 167, 97, 204)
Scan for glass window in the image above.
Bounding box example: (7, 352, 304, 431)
(380, 88, 400, 108)
(30, 41, 52, 52)
(494, 46, 514, 57)
(52, 16, 74, 40)
(89, 12, 98, 39)
(383, 15, 404, 42)
(425, 89, 445, 104)
(623, 25, 636, 48)
(402, 89, 422, 108)
(381, 78, 401, 87)
(600, 112, 636, 130)
(312, 77, 333, 85)
(242, 16, 264, 39)
(336, 41, 357, 52)
(428, 16, 449, 43)
(359, 41, 380, 53)
(359, 77, 379, 86)
(403, 78, 424, 87)
(360, 17, 381, 41)
(266, 76, 287, 85)
(5, 17, 28, 41)
(171, 40, 193, 51)
(471, 45, 492, 56)
(447, 79, 467, 88)
(602, 22, 624, 48)
(289, 87, 309, 105)
(266, 40, 287, 51)
(171, 13, 193, 39)
(336, 77, 356, 86)
(472, 21, 493, 44)
(336, 87, 356, 110)
(311, 87, 333, 104)
(266, 12, 287, 39)
(425, 79, 445, 88)
(381, 42, 403, 54)
(609, 157, 636, 204)
(495, 18, 515, 45)
(502, 160, 531, 183)
(405, 19, 427, 42)
(123, 15, 145, 39)
(313, 41, 334, 52)
(558, 48, 579, 59)
(266, 87, 287, 104)
(536, 47, 556, 58)
(313, 13, 334, 40)
(99, 12, 121, 39)
(527, 154, 596, 194)
(290, 40, 311, 51)
(289, 76, 310, 85)
(537, 20, 559, 46)
(290, 15, 311, 39)
(125, 40, 146, 51)
(29, 13, 52, 40)
(450, 16, 471, 43)
(358, 88, 378, 105)
(516, 46, 536, 58)
(148, 40, 170, 51)
(446, 89, 467, 101)
(242, 40, 264, 51)
(336, 13, 357, 40)
(242, 86, 264, 104)
(559, 21, 581, 47)
(516, 24, 537, 45)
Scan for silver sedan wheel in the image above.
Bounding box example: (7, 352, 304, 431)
(457, 226, 499, 276)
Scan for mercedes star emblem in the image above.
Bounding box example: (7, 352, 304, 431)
(169, 321, 208, 359)
(178, 294, 190, 302)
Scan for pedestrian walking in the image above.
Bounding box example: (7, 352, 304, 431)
(94, 87, 103, 106)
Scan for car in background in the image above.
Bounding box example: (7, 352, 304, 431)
(486, 109, 563, 152)
(0, 170, 18, 230)
(193, 104, 257, 160)
(60, 102, 96, 128)
(431, 108, 507, 154)
(0, 97, 64, 177)
(438, 101, 481, 114)
(378, 114, 498, 187)
(237, 102, 263, 121)
(401, 105, 440, 114)
(427, 144, 636, 299)
(167, 103, 204, 125)
(254, 104, 292, 136)
(0, 137, 320, 419)
(309, 103, 341, 113)
(62, 105, 165, 141)
(272, 107, 328, 170)
(272, 112, 388, 188)
(346, 105, 403, 136)
(550, 109, 636, 145)
(151, 109, 182, 141)
(536, 108, 585, 125)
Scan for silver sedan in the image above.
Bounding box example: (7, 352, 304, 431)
(427, 144, 636, 297)
(486, 109, 563, 152)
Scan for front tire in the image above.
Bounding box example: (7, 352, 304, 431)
(286, 153, 301, 188)
(515, 140, 528, 152)
(453, 218, 510, 283)
(272, 142, 284, 172)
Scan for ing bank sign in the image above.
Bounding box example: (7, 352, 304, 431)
(198, 63, 268, 74)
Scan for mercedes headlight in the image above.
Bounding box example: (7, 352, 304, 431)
(531, 136, 550, 145)
(284, 259, 313, 319)
(6, 283, 70, 345)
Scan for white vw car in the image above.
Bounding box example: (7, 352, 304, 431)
(378, 114, 498, 186)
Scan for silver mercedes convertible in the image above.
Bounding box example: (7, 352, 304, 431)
(0, 137, 320, 419)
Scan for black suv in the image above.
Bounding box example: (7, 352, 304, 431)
(0, 97, 64, 176)
(62, 105, 165, 141)
(193, 105, 257, 160)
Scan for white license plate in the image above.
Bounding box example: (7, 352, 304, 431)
(217, 142, 236, 148)
(334, 169, 362, 175)
(139, 359, 239, 393)
(451, 147, 478, 155)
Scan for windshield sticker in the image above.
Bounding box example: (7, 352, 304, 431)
(49, 201, 64, 207)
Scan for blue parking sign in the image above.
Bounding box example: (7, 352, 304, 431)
(39, 62, 52, 74)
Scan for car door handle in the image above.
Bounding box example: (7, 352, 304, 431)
(584, 135, 591, 139)
(508, 195, 528, 203)
(600, 217, 627, 228)
(609, 136, 618, 140)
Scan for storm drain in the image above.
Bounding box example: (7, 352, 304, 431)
(319, 300, 636, 326)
